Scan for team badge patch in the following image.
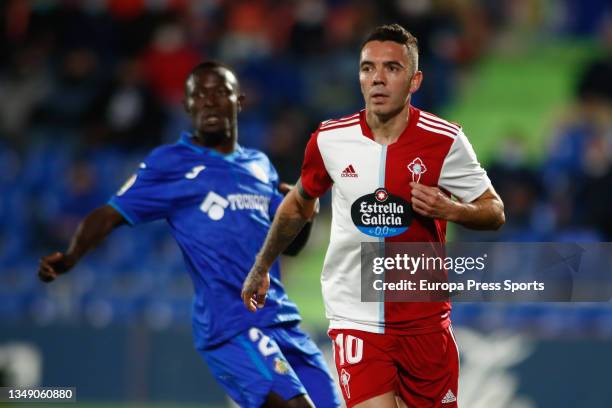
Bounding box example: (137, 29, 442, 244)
(273, 357, 290, 375)
(249, 163, 269, 183)
(350, 188, 413, 237)
(407, 157, 427, 182)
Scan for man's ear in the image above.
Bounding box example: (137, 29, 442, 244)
(237, 94, 246, 113)
(410, 70, 423, 94)
(183, 97, 191, 115)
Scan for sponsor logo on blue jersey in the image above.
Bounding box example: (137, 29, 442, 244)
(200, 191, 270, 220)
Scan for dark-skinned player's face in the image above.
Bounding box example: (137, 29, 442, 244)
(184, 68, 243, 139)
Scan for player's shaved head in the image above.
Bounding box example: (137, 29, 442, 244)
(183, 61, 245, 153)
(186, 61, 240, 94)
(362, 24, 419, 73)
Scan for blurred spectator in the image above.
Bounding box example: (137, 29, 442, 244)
(0, 45, 51, 144)
(87, 59, 165, 150)
(576, 17, 612, 105)
(488, 133, 545, 237)
(264, 107, 311, 183)
(37, 48, 100, 130)
(140, 23, 200, 107)
(579, 133, 612, 239)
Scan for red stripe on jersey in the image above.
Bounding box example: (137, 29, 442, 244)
(416, 122, 458, 139)
(318, 121, 360, 133)
(381, 105, 454, 334)
(419, 111, 461, 131)
(418, 116, 460, 135)
(320, 113, 360, 127)
(300, 130, 333, 198)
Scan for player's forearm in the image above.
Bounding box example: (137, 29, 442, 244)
(449, 196, 505, 230)
(282, 220, 313, 256)
(65, 205, 125, 265)
(256, 190, 310, 269)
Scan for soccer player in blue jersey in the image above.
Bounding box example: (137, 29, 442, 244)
(37, 61, 340, 408)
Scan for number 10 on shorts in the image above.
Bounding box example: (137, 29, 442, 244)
(334, 333, 363, 365)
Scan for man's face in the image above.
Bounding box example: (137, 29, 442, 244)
(359, 41, 422, 118)
(184, 68, 243, 136)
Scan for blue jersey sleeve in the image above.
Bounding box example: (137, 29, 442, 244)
(267, 160, 284, 219)
(108, 150, 182, 225)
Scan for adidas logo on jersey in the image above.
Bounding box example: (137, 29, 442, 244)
(341, 164, 358, 178)
(441, 389, 457, 404)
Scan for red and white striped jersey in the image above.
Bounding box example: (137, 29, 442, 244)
(300, 106, 491, 335)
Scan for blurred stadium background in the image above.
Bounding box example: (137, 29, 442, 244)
(0, 0, 611, 407)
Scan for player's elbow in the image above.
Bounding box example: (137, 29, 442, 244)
(492, 212, 505, 231)
(491, 200, 506, 230)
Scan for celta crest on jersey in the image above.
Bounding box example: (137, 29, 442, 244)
(350, 188, 413, 237)
(407, 157, 427, 183)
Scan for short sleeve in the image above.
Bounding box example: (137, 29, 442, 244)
(300, 130, 333, 198)
(108, 161, 177, 225)
(438, 130, 491, 203)
(267, 161, 284, 218)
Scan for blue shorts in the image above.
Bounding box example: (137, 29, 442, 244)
(199, 323, 340, 408)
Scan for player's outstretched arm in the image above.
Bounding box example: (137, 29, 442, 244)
(410, 182, 505, 230)
(277, 182, 317, 257)
(38, 205, 126, 282)
(242, 179, 317, 312)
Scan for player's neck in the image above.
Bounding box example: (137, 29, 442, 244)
(193, 130, 237, 155)
(366, 104, 411, 145)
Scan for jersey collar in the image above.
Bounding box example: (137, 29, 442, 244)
(179, 131, 244, 161)
(359, 105, 420, 145)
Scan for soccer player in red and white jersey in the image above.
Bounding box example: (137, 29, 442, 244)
(242, 24, 505, 407)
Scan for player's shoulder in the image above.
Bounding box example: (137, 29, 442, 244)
(414, 108, 463, 140)
(144, 142, 191, 169)
(239, 146, 278, 175)
(316, 111, 362, 134)
(240, 146, 272, 164)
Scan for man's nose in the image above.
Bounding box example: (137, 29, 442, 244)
(203, 94, 215, 107)
(372, 68, 386, 85)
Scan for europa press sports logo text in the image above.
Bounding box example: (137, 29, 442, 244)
(350, 188, 413, 237)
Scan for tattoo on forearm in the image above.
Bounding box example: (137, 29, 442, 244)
(258, 214, 308, 269)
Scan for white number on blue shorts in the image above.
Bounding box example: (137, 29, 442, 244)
(248, 328, 280, 357)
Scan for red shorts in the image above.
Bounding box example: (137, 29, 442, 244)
(328, 326, 459, 407)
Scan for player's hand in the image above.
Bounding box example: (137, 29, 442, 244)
(38, 252, 75, 283)
(278, 182, 293, 196)
(241, 264, 270, 312)
(410, 182, 458, 221)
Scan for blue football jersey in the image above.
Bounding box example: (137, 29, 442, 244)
(109, 132, 301, 349)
